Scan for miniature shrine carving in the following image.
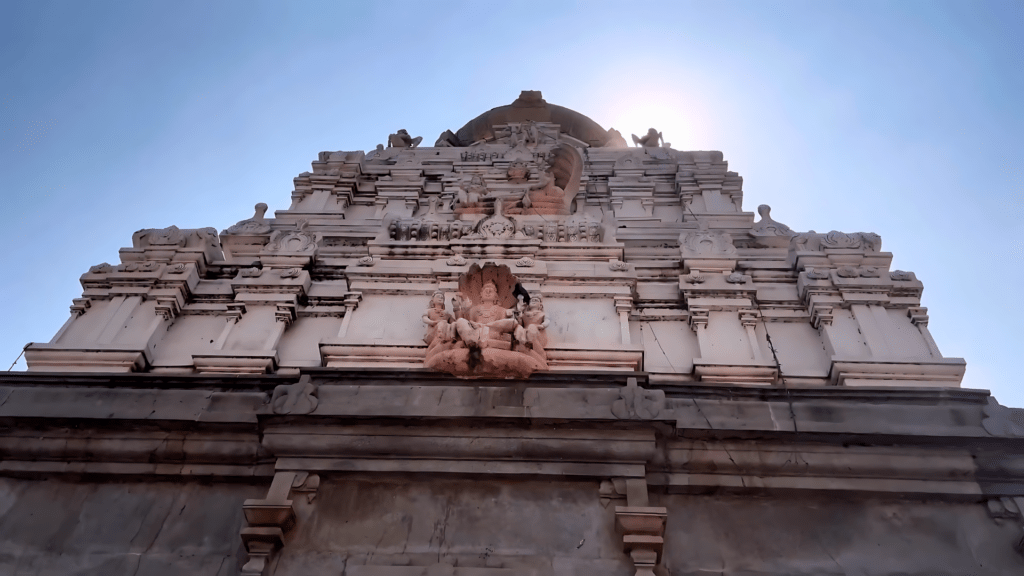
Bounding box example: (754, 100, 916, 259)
(423, 263, 547, 378)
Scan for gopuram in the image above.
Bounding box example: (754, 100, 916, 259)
(2, 91, 1024, 575)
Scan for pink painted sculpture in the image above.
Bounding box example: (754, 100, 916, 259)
(423, 263, 548, 378)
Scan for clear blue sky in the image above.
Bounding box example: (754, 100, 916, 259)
(2, 1, 1021, 404)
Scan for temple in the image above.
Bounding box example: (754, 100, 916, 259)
(2, 91, 1023, 575)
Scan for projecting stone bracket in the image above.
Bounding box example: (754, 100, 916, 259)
(607, 477, 669, 576)
(240, 470, 321, 576)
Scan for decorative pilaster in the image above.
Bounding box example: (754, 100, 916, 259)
(615, 295, 633, 345)
(909, 307, 941, 357)
(336, 292, 363, 338)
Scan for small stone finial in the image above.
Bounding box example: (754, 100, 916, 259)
(631, 128, 663, 148)
(750, 204, 797, 248)
(223, 202, 271, 235)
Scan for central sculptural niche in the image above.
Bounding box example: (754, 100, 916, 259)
(423, 263, 548, 378)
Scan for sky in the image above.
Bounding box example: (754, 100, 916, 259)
(1, 1, 1021, 404)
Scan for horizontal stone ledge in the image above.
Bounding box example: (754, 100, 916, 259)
(0, 460, 275, 478)
(830, 357, 967, 387)
(647, 472, 984, 497)
(262, 428, 656, 461)
(24, 344, 149, 373)
(275, 457, 646, 478)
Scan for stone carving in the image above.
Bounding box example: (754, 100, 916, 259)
(389, 217, 476, 242)
(434, 129, 459, 147)
(750, 205, 797, 248)
(521, 162, 569, 216)
(387, 129, 422, 148)
(264, 220, 320, 255)
(507, 161, 530, 183)
(683, 273, 706, 284)
(89, 263, 114, 273)
(454, 174, 491, 215)
(356, 255, 375, 266)
(476, 199, 517, 239)
(117, 261, 161, 272)
(604, 128, 629, 148)
(446, 254, 467, 266)
(609, 259, 629, 272)
(133, 225, 220, 251)
(859, 266, 881, 278)
(837, 265, 860, 278)
(793, 230, 882, 252)
(726, 272, 747, 284)
(136, 225, 185, 246)
(632, 128, 668, 148)
(515, 256, 535, 268)
(891, 270, 915, 281)
(679, 222, 737, 258)
(270, 375, 319, 415)
(507, 122, 540, 149)
(223, 203, 271, 235)
(423, 263, 547, 378)
(240, 267, 263, 278)
(168, 263, 188, 274)
(422, 292, 455, 346)
(514, 296, 548, 358)
(982, 397, 1024, 437)
(280, 267, 302, 278)
(611, 377, 665, 420)
(805, 268, 830, 280)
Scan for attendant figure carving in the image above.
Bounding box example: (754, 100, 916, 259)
(422, 292, 454, 348)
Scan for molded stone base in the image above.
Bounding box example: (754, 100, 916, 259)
(424, 347, 546, 379)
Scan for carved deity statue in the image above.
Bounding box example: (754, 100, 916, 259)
(423, 263, 548, 378)
(521, 163, 568, 216)
(514, 297, 549, 358)
(632, 128, 669, 148)
(422, 292, 454, 347)
(388, 129, 422, 148)
(455, 174, 490, 214)
(452, 281, 518, 349)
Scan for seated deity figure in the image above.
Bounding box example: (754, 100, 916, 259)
(522, 165, 567, 215)
(632, 128, 663, 148)
(422, 292, 454, 347)
(388, 129, 422, 148)
(423, 263, 549, 378)
(453, 281, 518, 349)
(456, 175, 488, 207)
